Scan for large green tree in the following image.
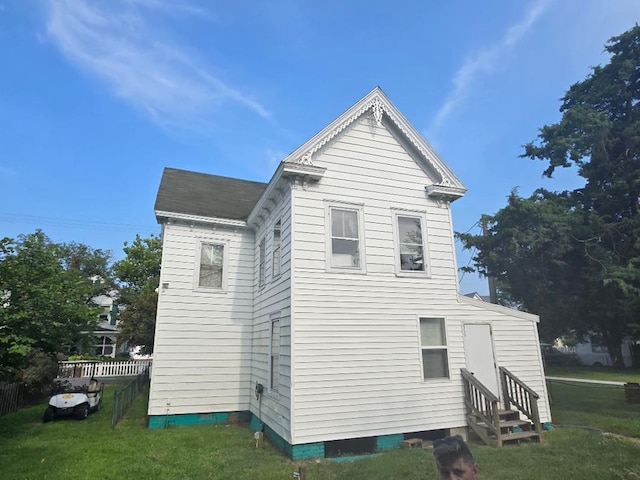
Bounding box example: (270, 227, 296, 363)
(0, 231, 110, 380)
(113, 234, 162, 355)
(459, 25, 640, 366)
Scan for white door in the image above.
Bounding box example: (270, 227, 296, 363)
(463, 323, 499, 397)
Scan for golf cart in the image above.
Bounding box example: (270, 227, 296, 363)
(43, 377, 104, 422)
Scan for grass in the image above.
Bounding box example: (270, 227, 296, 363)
(545, 365, 640, 383)
(2, 382, 640, 479)
(547, 380, 640, 438)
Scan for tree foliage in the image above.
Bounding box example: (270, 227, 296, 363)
(0, 231, 110, 380)
(459, 25, 640, 366)
(113, 234, 162, 354)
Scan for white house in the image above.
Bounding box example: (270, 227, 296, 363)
(148, 88, 551, 458)
(90, 293, 120, 357)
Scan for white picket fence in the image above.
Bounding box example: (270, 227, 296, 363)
(58, 360, 152, 378)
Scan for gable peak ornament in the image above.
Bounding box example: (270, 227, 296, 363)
(371, 97, 384, 126)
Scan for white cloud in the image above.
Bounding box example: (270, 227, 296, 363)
(45, 0, 269, 131)
(428, 0, 551, 136)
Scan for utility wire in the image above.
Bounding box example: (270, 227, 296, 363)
(0, 213, 157, 234)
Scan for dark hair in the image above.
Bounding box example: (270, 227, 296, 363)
(432, 435, 475, 471)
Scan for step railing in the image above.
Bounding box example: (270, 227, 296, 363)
(499, 366, 543, 442)
(461, 368, 502, 446)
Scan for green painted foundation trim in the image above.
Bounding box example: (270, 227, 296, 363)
(376, 433, 404, 451)
(328, 454, 381, 463)
(148, 411, 250, 429)
(249, 414, 325, 460)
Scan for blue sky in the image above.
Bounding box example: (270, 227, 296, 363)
(1, 0, 638, 294)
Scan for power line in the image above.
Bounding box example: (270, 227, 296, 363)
(0, 213, 158, 234)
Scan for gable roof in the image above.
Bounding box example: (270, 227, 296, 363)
(279, 86, 467, 200)
(155, 167, 267, 221)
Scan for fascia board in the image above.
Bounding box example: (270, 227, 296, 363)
(458, 295, 540, 323)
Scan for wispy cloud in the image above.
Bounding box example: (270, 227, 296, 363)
(45, 0, 269, 131)
(428, 0, 551, 136)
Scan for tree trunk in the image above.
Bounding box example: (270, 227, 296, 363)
(604, 336, 625, 368)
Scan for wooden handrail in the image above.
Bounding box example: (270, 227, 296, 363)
(499, 366, 543, 443)
(461, 369, 499, 402)
(461, 368, 502, 446)
(499, 367, 539, 398)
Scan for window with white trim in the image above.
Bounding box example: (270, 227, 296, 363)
(419, 317, 449, 379)
(327, 204, 365, 270)
(393, 212, 428, 273)
(270, 315, 280, 391)
(198, 243, 224, 289)
(259, 238, 266, 288)
(272, 220, 281, 279)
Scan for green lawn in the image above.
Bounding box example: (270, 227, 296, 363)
(2, 383, 640, 479)
(545, 365, 640, 383)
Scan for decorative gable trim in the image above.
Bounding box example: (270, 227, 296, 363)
(283, 87, 466, 200)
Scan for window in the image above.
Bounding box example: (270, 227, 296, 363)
(327, 204, 365, 271)
(198, 243, 224, 289)
(259, 238, 266, 288)
(419, 318, 449, 379)
(272, 220, 282, 278)
(270, 316, 280, 391)
(394, 213, 427, 272)
(94, 336, 114, 356)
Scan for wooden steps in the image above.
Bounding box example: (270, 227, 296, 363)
(469, 409, 542, 446)
(462, 367, 544, 447)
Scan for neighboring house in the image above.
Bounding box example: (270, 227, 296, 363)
(90, 293, 120, 357)
(148, 88, 551, 458)
(564, 336, 634, 367)
(463, 292, 491, 302)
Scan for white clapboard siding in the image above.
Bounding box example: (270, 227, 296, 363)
(288, 116, 549, 444)
(248, 191, 294, 443)
(148, 223, 256, 416)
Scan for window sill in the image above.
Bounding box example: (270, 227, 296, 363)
(395, 271, 431, 278)
(420, 377, 452, 384)
(193, 286, 227, 294)
(325, 267, 367, 275)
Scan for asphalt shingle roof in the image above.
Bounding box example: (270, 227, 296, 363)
(155, 167, 268, 221)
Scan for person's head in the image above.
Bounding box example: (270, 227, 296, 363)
(432, 435, 479, 480)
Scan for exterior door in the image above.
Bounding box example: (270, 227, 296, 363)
(463, 323, 499, 397)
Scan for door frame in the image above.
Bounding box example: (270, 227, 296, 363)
(463, 322, 501, 401)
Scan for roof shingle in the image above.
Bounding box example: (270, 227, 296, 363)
(155, 167, 268, 221)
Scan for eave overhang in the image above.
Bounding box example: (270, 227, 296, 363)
(155, 210, 249, 229)
(246, 161, 327, 227)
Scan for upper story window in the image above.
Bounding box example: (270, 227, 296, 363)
(259, 238, 266, 288)
(419, 317, 449, 380)
(393, 211, 428, 274)
(198, 243, 224, 289)
(272, 220, 281, 279)
(326, 203, 365, 272)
